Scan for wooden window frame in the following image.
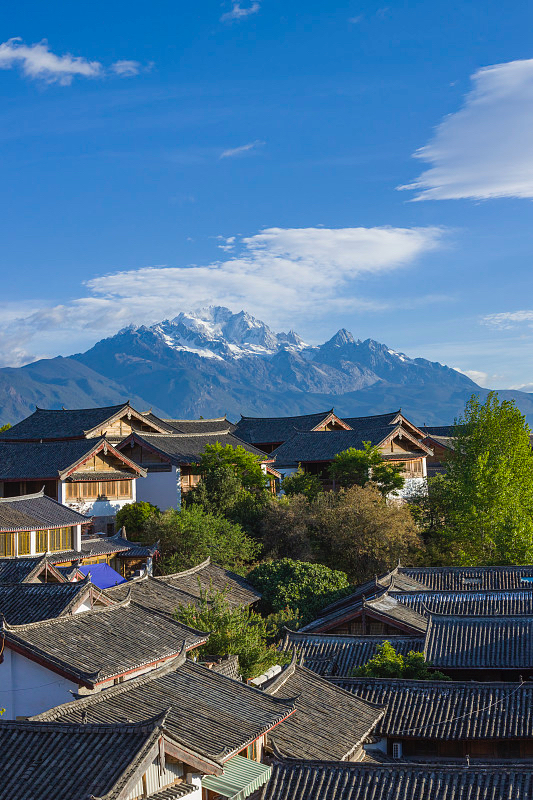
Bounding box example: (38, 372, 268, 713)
(17, 531, 31, 556)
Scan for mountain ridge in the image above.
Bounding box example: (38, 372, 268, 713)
(1, 306, 532, 426)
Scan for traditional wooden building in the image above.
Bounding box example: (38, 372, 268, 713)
(267, 411, 432, 500)
(261, 760, 533, 800)
(419, 424, 455, 476)
(234, 410, 351, 453)
(262, 653, 385, 761)
(0, 576, 111, 624)
(329, 676, 533, 761)
(0, 439, 146, 532)
(0, 714, 202, 800)
(117, 429, 273, 509)
(34, 653, 295, 800)
(0, 596, 208, 718)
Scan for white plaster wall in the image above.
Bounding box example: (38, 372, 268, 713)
(0, 649, 79, 719)
(59, 480, 137, 516)
(135, 467, 181, 510)
(393, 476, 428, 501)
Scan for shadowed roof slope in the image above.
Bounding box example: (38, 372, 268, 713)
(0, 715, 190, 800)
(283, 630, 424, 677)
(263, 657, 384, 760)
(0, 490, 89, 531)
(261, 760, 533, 800)
(164, 417, 236, 434)
(328, 676, 533, 740)
(391, 588, 533, 617)
(33, 656, 295, 766)
(425, 613, 533, 669)
(120, 430, 269, 464)
(2, 598, 208, 686)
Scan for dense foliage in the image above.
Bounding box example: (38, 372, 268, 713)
(352, 641, 449, 680)
(329, 442, 405, 496)
(115, 501, 160, 537)
(174, 587, 290, 680)
(141, 505, 260, 574)
(0, 423, 11, 432)
(422, 392, 533, 565)
(248, 558, 350, 621)
(282, 466, 323, 501)
(260, 485, 423, 583)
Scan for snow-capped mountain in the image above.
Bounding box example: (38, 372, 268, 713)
(2, 306, 533, 425)
(149, 307, 308, 360)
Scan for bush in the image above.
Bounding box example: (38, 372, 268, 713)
(115, 501, 160, 537)
(353, 641, 449, 680)
(248, 558, 350, 621)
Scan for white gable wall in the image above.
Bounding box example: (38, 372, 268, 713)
(1, 648, 79, 719)
(135, 466, 181, 510)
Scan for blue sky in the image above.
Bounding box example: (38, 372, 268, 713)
(1, 0, 533, 389)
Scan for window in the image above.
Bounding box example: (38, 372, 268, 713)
(49, 527, 73, 552)
(36, 530, 48, 553)
(66, 480, 132, 500)
(0, 533, 15, 557)
(18, 531, 31, 555)
(118, 481, 132, 498)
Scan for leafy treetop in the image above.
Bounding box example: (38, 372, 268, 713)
(352, 640, 449, 681)
(329, 442, 405, 496)
(282, 466, 323, 501)
(115, 501, 160, 537)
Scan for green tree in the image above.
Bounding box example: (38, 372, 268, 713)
(353, 641, 449, 681)
(142, 504, 260, 574)
(282, 466, 323, 501)
(0, 423, 11, 433)
(248, 558, 350, 622)
(115, 501, 160, 537)
(174, 587, 290, 680)
(184, 442, 271, 535)
(426, 392, 533, 565)
(329, 442, 405, 496)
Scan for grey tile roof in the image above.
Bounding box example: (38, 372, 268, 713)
(328, 676, 533, 740)
(105, 574, 205, 613)
(163, 417, 236, 434)
(209, 654, 241, 680)
(341, 410, 400, 427)
(0, 556, 67, 583)
(0, 491, 90, 531)
(270, 427, 400, 465)
(364, 593, 428, 633)
(391, 588, 533, 617)
(33, 656, 296, 765)
(399, 565, 533, 590)
(234, 410, 339, 445)
(283, 631, 424, 677)
(261, 760, 533, 800)
(121, 430, 269, 464)
(160, 559, 261, 606)
(424, 613, 533, 669)
(0, 579, 92, 624)
(3, 598, 209, 686)
(0, 403, 175, 441)
(0, 715, 180, 800)
(0, 438, 143, 480)
(420, 424, 455, 436)
(264, 658, 385, 760)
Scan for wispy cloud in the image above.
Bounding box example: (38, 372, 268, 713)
(0, 38, 148, 85)
(482, 309, 533, 329)
(0, 225, 445, 365)
(453, 367, 502, 387)
(399, 58, 533, 200)
(220, 2, 260, 22)
(220, 140, 265, 159)
(111, 60, 142, 77)
(0, 37, 102, 85)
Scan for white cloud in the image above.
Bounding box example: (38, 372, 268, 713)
(400, 58, 533, 200)
(452, 367, 502, 387)
(111, 60, 142, 77)
(0, 38, 102, 85)
(0, 225, 444, 366)
(220, 2, 260, 22)
(220, 140, 264, 158)
(482, 310, 533, 329)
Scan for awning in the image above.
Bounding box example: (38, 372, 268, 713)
(77, 563, 127, 589)
(201, 755, 271, 800)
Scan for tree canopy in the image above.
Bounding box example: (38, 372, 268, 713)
(248, 558, 350, 622)
(115, 501, 160, 537)
(174, 587, 290, 680)
(352, 641, 449, 680)
(141, 504, 260, 574)
(425, 392, 533, 565)
(329, 442, 405, 496)
(282, 466, 323, 501)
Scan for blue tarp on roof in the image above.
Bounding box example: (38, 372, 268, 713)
(77, 563, 127, 589)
